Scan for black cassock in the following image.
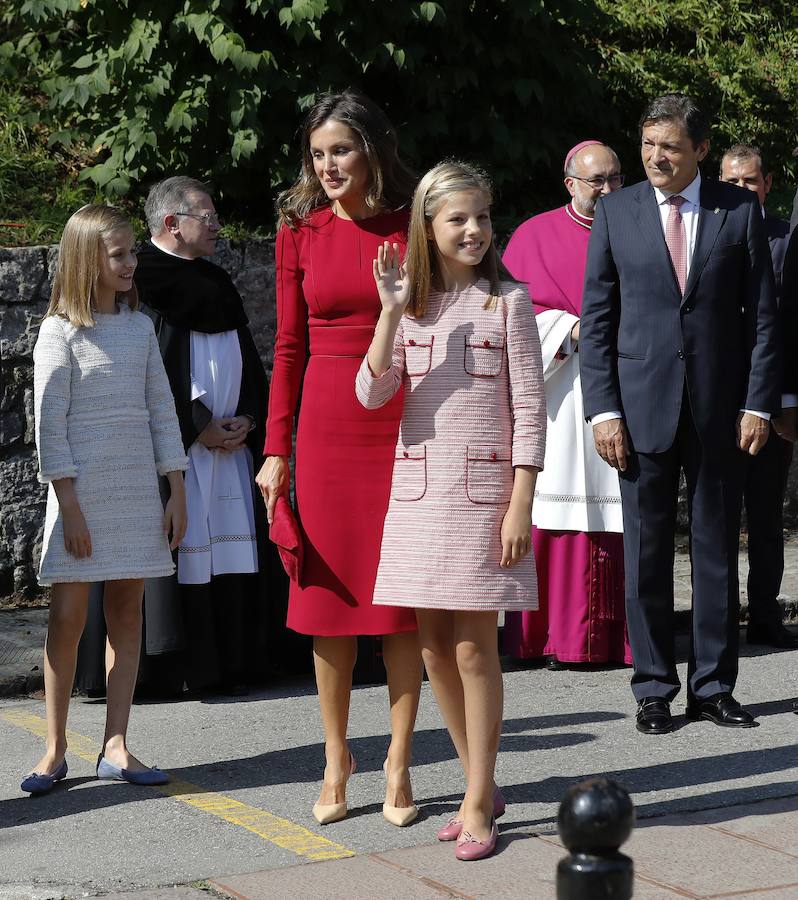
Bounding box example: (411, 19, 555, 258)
(76, 241, 306, 695)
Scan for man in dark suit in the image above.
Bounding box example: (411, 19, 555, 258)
(720, 145, 798, 650)
(580, 95, 780, 734)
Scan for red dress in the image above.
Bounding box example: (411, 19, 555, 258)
(265, 206, 417, 636)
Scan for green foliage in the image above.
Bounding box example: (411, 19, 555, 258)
(1, 0, 601, 238)
(0, 77, 101, 246)
(591, 0, 798, 216)
(2, 0, 797, 244)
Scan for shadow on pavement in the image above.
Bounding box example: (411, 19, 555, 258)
(500, 782, 798, 832)
(502, 711, 626, 732)
(502, 743, 798, 831)
(630, 782, 798, 825)
(745, 697, 797, 717)
(0, 717, 597, 829)
(2, 717, 796, 835)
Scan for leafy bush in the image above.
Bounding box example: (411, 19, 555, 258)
(0, 75, 102, 246)
(2, 0, 797, 244)
(3, 0, 602, 235)
(592, 0, 798, 216)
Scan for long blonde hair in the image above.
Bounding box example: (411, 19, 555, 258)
(277, 90, 416, 228)
(404, 161, 515, 319)
(46, 204, 138, 328)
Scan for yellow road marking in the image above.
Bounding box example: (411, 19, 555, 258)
(1, 708, 355, 862)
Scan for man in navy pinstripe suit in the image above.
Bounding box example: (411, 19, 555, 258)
(579, 95, 781, 734)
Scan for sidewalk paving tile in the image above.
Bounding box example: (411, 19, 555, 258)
(617, 821, 798, 896)
(377, 833, 691, 900)
(376, 835, 693, 899)
(210, 855, 452, 899)
(97, 889, 211, 899)
(709, 889, 798, 899)
(209, 833, 696, 900)
(624, 876, 696, 898)
(372, 834, 563, 898)
(210, 835, 566, 900)
(692, 797, 798, 857)
(533, 836, 693, 898)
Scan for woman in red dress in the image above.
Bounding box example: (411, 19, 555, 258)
(256, 92, 423, 827)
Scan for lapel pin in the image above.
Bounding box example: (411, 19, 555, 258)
(714, 207, 720, 214)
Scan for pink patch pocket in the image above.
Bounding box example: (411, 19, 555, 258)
(464, 333, 505, 377)
(392, 444, 427, 501)
(465, 446, 513, 504)
(404, 335, 434, 377)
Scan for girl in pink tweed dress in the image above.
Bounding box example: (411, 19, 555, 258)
(357, 161, 545, 861)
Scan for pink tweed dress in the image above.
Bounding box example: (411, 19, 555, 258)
(356, 279, 546, 610)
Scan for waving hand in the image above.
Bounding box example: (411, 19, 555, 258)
(373, 241, 411, 316)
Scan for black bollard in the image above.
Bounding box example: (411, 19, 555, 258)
(556, 777, 635, 900)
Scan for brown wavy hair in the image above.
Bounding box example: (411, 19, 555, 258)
(46, 204, 138, 328)
(404, 160, 515, 318)
(277, 90, 416, 228)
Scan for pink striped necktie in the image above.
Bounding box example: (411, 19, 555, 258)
(665, 195, 687, 294)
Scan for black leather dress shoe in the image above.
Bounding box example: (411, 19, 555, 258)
(635, 698, 673, 734)
(685, 692, 757, 727)
(747, 622, 798, 649)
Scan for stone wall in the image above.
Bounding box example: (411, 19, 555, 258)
(0, 240, 277, 600)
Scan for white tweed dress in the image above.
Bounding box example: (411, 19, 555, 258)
(33, 305, 188, 585)
(356, 280, 547, 611)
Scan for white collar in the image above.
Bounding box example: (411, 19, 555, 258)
(150, 235, 196, 261)
(653, 170, 702, 207)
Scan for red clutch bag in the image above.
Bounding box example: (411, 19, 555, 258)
(269, 495, 304, 585)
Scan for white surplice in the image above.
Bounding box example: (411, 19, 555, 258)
(532, 309, 623, 533)
(178, 330, 258, 584)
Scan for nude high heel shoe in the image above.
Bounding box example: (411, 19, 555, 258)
(312, 752, 355, 825)
(382, 759, 419, 827)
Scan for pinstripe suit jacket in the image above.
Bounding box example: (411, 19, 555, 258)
(579, 177, 780, 454)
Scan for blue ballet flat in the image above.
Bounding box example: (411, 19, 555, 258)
(95, 753, 169, 785)
(21, 759, 68, 795)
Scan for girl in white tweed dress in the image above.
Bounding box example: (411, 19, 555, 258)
(22, 205, 188, 796)
(357, 162, 546, 860)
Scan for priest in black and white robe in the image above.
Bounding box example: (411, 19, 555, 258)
(76, 176, 297, 696)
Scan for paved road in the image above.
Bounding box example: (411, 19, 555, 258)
(1, 631, 796, 898)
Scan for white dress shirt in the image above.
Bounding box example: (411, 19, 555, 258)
(591, 170, 772, 426)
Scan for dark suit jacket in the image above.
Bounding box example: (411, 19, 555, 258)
(579, 176, 780, 455)
(766, 214, 797, 398)
(782, 202, 798, 395)
(766, 214, 790, 304)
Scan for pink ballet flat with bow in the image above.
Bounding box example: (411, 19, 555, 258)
(455, 818, 498, 861)
(437, 787, 506, 841)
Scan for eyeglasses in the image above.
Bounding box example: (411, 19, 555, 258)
(569, 174, 625, 190)
(175, 211, 223, 227)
